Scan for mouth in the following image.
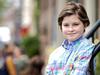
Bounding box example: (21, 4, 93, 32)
(64, 33, 76, 37)
(67, 33, 76, 35)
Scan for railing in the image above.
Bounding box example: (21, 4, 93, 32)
(84, 19, 100, 75)
(85, 19, 100, 39)
(89, 41, 100, 75)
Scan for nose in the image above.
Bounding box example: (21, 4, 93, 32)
(68, 26, 74, 32)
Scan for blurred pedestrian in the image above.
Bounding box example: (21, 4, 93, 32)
(30, 55, 44, 75)
(3, 42, 17, 75)
(0, 41, 9, 75)
(14, 47, 30, 75)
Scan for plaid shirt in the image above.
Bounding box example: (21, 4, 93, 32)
(45, 37, 95, 75)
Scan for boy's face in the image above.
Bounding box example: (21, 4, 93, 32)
(61, 14, 85, 42)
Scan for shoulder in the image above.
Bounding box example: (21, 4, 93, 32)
(78, 37, 94, 49)
(48, 46, 65, 63)
(6, 56, 13, 62)
(78, 38, 95, 55)
(81, 38, 95, 48)
(50, 46, 64, 56)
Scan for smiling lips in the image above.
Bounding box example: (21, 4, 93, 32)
(64, 32, 77, 35)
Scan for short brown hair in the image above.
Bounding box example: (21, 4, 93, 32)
(58, 1, 90, 29)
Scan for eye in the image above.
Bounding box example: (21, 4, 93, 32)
(63, 24, 69, 27)
(73, 23, 79, 26)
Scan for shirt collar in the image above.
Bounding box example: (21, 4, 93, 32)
(62, 36, 83, 50)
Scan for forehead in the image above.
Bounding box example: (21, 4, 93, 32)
(62, 14, 81, 23)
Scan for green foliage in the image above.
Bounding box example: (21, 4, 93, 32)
(0, 0, 6, 11)
(33, 0, 40, 32)
(0, 0, 7, 15)
(0, 0, 8, 22)
(96, 53, 100, 75)
(20, 0, 41, 58)
(21, 36, 40, 58)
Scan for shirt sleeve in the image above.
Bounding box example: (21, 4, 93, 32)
(45, 65, 53, 75)
(70, 44, 95, 75)
(45, 56, 54, 75)
(45, 46, 63, 75)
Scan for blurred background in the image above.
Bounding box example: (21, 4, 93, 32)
(0, 0, 100, 75)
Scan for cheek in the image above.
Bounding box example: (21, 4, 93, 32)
(79, 27, 85, 33)
(62, 30, 67, 35)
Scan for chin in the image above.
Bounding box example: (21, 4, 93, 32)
(67, 38, 77, 42)
(65, 35, 80, 41)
